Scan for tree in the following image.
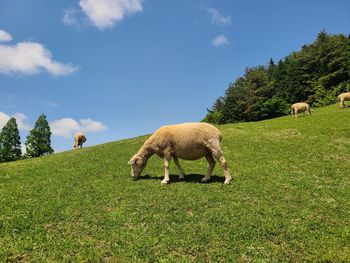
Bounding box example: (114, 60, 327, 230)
(0, 117, 22, 162)
(202, 97, 224, 124)
(25, 114, 54, 157)
(221, 77, 250, 123)
(203, 31, 350, 124)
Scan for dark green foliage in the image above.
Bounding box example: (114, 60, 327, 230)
(0, 118, 21, 162)
(204, 31, 350, 124)
(253, 97, 290, 119)
(202, 97, 224, 123)
(25, 114, 54, 157)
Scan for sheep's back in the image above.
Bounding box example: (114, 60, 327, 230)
(152, 123, 222, 160)
(291, 102, 309, 110)
(339, 92, 350, 99)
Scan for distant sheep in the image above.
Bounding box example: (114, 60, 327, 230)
(338, 92, 350, 108)
(73, 132, 86, 149)
(128, 122, 232, 185)
(291, 102, 311, 117)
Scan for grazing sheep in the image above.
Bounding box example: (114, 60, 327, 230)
(128, 122, 232, 185)
(73, 132, 86, 149)
(338, 92, 350, 108)
(291, 102, 311, 117)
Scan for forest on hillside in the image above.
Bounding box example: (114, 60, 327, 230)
(203, 31, 350, 124)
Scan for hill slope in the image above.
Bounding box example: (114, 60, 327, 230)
(0, 105, 349, 262)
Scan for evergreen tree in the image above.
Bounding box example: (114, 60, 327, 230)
(221, 77, 249, 123)
(267, 58, 276, 81)
(0, 117, 22, 162)
(25, 114, 54, 157)
(203, 31, 350, 124)
(202, 97, 224, 124)
(347, 35, 350, 79)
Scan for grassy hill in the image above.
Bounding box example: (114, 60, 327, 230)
(0, 104, 349, 262)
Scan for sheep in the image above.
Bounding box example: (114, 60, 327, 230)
(73, 132, 86, 149)
(128, 122, 232, 185)
(338, 92, 350, 108)
(291, 102, 311, 117)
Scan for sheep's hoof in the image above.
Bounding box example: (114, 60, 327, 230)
(224, 179, 231, 185)
(201, 177, 211, 183)
(161, 180, 169, 185)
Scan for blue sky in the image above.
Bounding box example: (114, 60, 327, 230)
(0, 0, 349, 152)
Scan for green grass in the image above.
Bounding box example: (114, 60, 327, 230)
(1, 104, 349, 262)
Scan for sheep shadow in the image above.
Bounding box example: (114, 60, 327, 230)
(139, 173, 225, 184)
(291, 113, 312, 118)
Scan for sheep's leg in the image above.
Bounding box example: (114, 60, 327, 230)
(161, 157, 171, 185)
(201, 154, 215, 183)
(173, 156, 185, 180)
(210, 145, 231, 184)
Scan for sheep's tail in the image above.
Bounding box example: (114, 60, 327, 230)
(218, 130, 223, 143)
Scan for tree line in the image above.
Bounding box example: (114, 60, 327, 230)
(0, 114, 53, 162)
(203, 31, 350, 124)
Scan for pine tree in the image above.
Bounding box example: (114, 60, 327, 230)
(0, 117, 22, 162)
(346, 35, 350, 90)
(25, 114, 54, 157)
(203, 31, 350, 124)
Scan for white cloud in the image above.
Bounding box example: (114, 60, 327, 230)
(211, 35, 229, 47)
(62, 8, 80, 26)
(0, 29, 12, 42)
(50, 118, 80, 138)
(78, 0, 143, 29)
(0, 112, 32, 131)
(0, 41, 78, 76)
(0, 112, 11, 129)
(46, 101, 59, 108)
(205, 7, 231, 25)
(50, 118, 107, 138)
(12, 113, 32, 131)
(80, 118, 107, 132)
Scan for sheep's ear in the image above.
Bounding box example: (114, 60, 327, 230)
(135, 156, 144, 165)
(129, 155, 143, 165)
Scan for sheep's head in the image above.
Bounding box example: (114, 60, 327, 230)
(128, 154, 147, 180)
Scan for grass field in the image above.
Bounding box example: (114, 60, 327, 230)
(0, 104, 349, 262)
